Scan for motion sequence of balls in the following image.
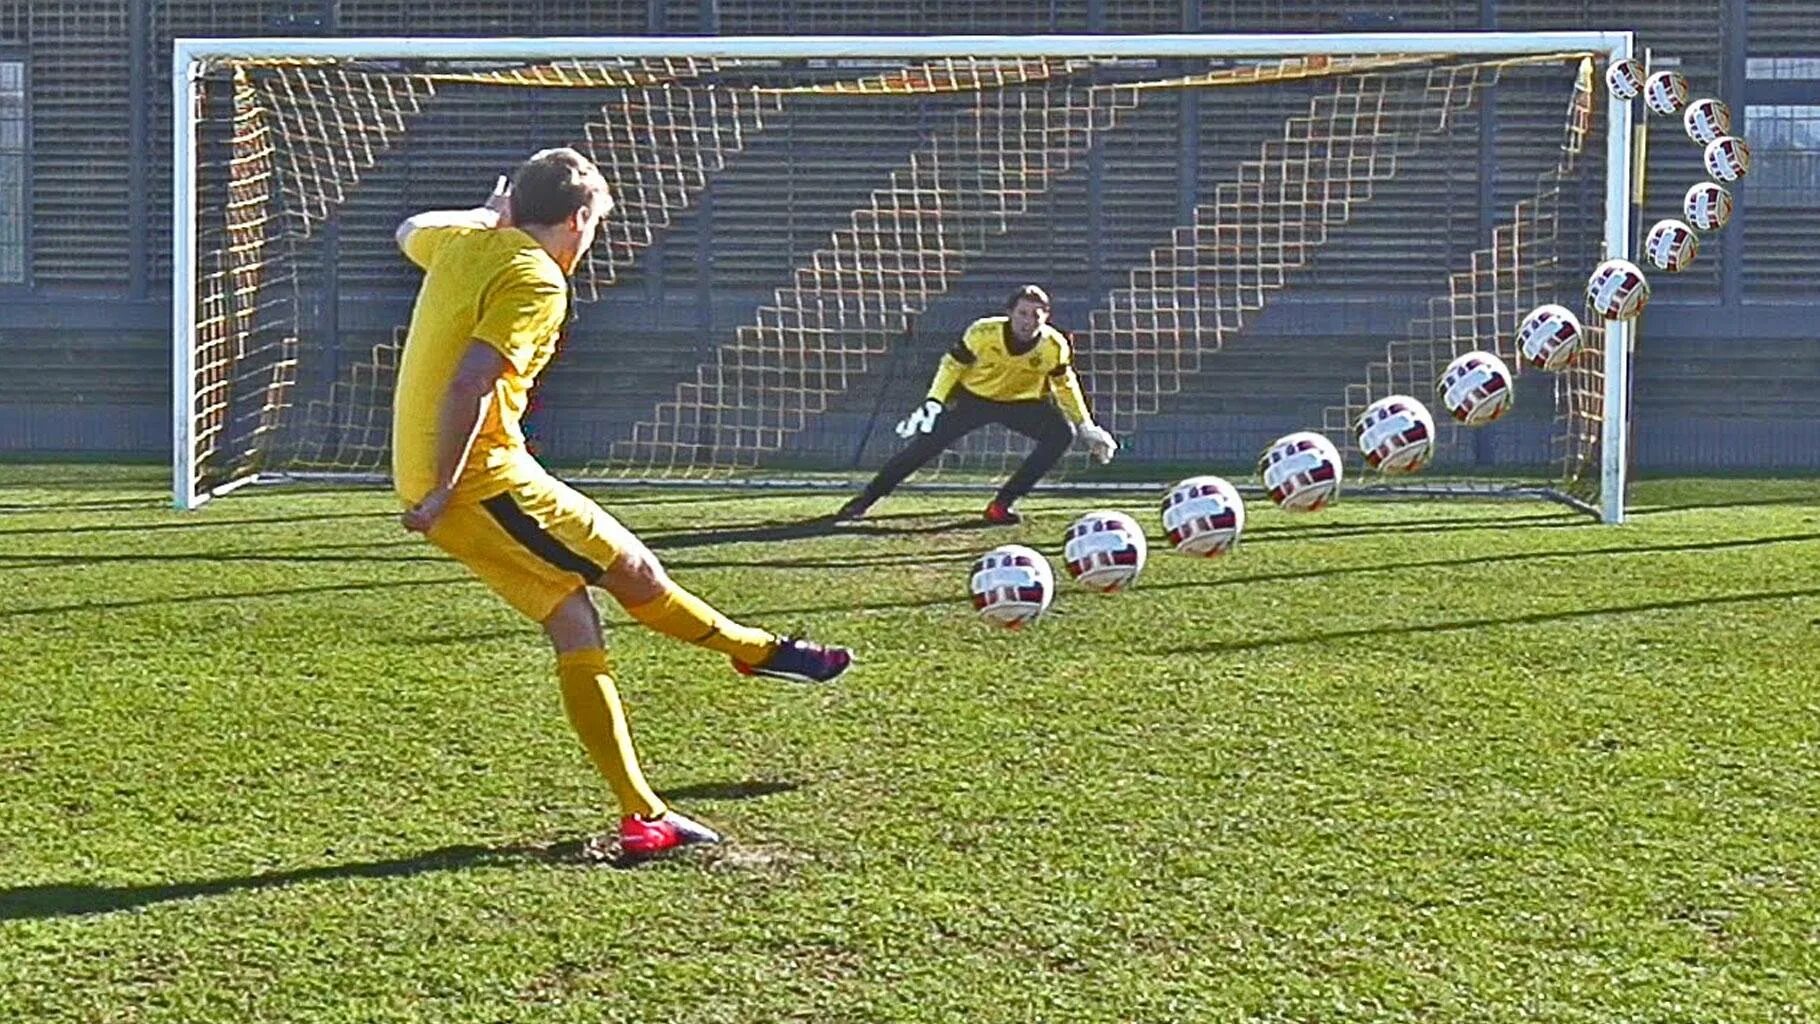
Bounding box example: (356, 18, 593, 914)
(968, 464, 1286, 629)
(969, 331, 1540, 628)
(969, 56, 1750, 631)
(1604, 58, 1749, 299)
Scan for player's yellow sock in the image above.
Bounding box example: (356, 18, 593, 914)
(624, 584, 778, 666)
(556, 649, 665, 820)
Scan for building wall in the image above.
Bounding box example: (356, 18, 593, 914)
(0, 0, 1815, 471)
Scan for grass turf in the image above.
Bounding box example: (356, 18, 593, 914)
(2, 466, 1817, 1022)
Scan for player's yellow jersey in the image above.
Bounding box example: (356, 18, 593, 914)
(926, 316, 1091, 422)
(391, 226, 569, 504)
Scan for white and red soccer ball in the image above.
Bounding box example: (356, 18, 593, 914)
(1354, 395, 1435, 473)
(1644, 70, 1689, 115)
(1437, 351, 1515, 426)
(1161, 475, 1245, 557)
(1604, 58, 1644, 100)
(1684, 182, 1733, 231)
(1684, 98, 1732, 145)
(969, 544, 1054, 629)
(1061, 511, 1147, 593)
(1516, 304, 1585, 373)
(1585, 258, 1651, 321)
(1704, 136, 1751, 181)
(1259, 431, 1343, 512)
(1644, 219, 1700, 273)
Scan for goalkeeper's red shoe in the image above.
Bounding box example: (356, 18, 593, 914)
(983, 500, 1023, 525)
(618, 810, 722, 860)
(734, 636, 853, 684)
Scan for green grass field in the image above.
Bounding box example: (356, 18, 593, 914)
(2, 466, 1817, 1022)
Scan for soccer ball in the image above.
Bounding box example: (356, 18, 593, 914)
(1161, 475, 1245, 557)
(1604, 58, 1644, 99)
(969, 544, 1054, 629)
(1061, 511, 1147, 593)
(1644, 218, 1700, 273)
(1516, 303, 1584, 372)
(1585, 258, 1651, 321)
(1644, 69, 1689, 115)
(1704, 136, 1751, 181)
(1683, 181, 1733, 231)
(1354, 395, 1435, 473)
(1683, 98, 1731, 145)
(1259, 431, 1343, 512)
(1437, 351, 1515, 426)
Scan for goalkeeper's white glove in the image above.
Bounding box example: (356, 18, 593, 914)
(1077, 420, 1118, 464)
(895, 399, 944, 439)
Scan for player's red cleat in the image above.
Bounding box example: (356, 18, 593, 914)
(618, 810, 722, 860)
(734, 636, 853, 683)
(983, 500, 1022, 525)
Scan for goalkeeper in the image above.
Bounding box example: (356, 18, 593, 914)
(835, 285, 1118, 525)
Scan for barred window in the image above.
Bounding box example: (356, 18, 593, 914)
(0, 59, 23, 284)
(1742, 55, 1820, 295)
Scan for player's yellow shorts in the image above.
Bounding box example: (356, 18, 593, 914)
(422, 473, 639, 622)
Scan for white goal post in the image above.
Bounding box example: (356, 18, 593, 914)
(173, 31, 1638, 520)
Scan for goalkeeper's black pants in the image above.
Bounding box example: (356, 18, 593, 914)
(860, 390, 1075, 506)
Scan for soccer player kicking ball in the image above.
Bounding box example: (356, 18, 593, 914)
(392, 148, 851, 861)
(835, 284, 1118, 524)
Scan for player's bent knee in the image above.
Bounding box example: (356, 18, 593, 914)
(599, 545, 671, 608)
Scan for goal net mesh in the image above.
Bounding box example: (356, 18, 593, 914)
(181, 46, 1611, 507)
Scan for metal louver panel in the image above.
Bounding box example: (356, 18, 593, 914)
(148, 0, 299, 290)
(29, 0, 130, 288)
(715, 1, 1093, 35)
(1751, 0, 1820, 46)
(1194, 0, 1477, 32)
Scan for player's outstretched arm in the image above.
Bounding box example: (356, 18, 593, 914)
(394, 175, 514, 254)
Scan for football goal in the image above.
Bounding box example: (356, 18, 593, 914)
(172, 32, 1639, 520)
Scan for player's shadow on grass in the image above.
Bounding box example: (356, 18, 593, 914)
(595, 489, 839, 509)
(640, 517, 857, 549)
(640, 512, 988, 550)
(667, 545, 982, 571)
(0, 839, 632, 921)
(0, 781, 800, 921)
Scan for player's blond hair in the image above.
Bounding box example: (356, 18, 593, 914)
(510, 147, 612, 227)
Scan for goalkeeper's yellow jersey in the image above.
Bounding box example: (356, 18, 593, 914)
(391, 226, 569, 505)
(925, 317, 1091, 423)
